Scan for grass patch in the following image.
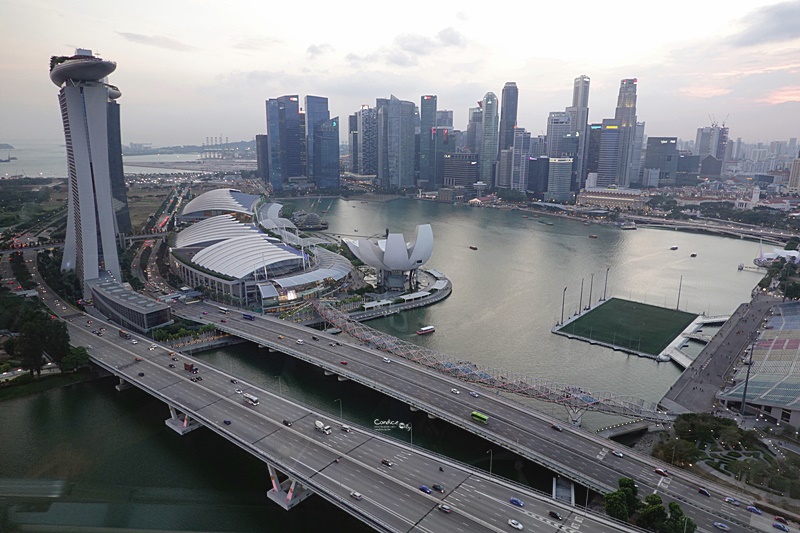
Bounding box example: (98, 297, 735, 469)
(558, 297, 697, 355)
(0, 371, 91, 401)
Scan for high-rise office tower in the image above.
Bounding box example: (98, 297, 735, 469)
(546, 111, 572, 158)
(597, 119, 622, 188)
(496, 150, 513, 189)
(510, 128, 532, 192)
(498, 82, 519, 153)
(50, 48, 124, 287)
(347, 114, 358, 173)
(419, 95, 437, 187)
(443, 153, 479, 191)
(572, 75, 590, 183)
(694, 124, 729, 162)
(255, 134, 269, 185)
(356, 105, 378, 175)
(643, 137, 678, 187)
(788, 156, 800, 192)
(430, 126, 455, 189)
(436, 110, 453, 128)
(466, 106, 483, 153)
(545, 158, 574, 202)
(614, 78, 638, 186)
(629, 122, 645, 184)
(585, 124, 602, 178)
(312, 117, 340, 189)
(266, 95, 303, 190)
(479, 92, 499, 185)
(304, 95, 330, 178)
(376, 96, 416, 189)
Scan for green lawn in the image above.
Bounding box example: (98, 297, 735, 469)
(558, 297, 697, 355)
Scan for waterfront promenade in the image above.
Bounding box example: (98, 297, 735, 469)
(660, 292, 775, 414)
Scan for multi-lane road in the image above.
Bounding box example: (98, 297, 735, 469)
(168, 302, 779, 532)
(65, 316, 636, 533)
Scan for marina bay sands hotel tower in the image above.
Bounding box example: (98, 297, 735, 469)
(49, 49, 129, 287)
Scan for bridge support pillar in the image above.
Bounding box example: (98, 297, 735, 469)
(337, 376, 348, 382)
(115, 377, 131, 391)
(266, 463, 315, 510)
(427, 413, 436, 419)
(165, 405, 202, 435)
(323, 370, 334, 376)
(409, 406, 418, 412)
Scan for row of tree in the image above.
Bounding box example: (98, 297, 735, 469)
(604, 478, 696, 532)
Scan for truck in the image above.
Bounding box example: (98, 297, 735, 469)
(119, 329, 132, 340)
(184, 362, 194, 371)
(315, 420, 332, 435)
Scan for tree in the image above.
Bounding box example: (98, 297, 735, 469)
(618, 478, 639, 513)
(18, 313, 47, 376)
(638, 494, 668, 531)
(61, 346, 90, 372)
(604, 490, 629, 521)
(42, 319, 70, 364)
(663, 502, 696, 533)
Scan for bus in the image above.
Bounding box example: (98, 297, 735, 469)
(243, 393, 259, 406)
(242, 313, 255, 321)
(470, 411, 488, 424)
(218, 307, 229, 314)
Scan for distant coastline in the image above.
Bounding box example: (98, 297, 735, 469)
(0, 143, 14, 150)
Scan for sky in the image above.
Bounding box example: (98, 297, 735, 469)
(2, 0, 800, 147)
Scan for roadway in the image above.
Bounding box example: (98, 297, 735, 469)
(172, 301, 778, 533)
(64, 317, 634, 533)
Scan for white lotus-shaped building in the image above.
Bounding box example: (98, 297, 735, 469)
(344, 224, 433, 290)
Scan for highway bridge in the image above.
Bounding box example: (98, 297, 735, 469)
(161, 301, 776, 533)
(67, 320, 635, 533)
(623, 216, 794, 246)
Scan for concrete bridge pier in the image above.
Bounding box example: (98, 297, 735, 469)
(337, 376, 349, 382)
(552, 477, 575, 505)
(409, 406, 419, 412)
(164, 405, 202, 435)
(115, 377, 132, 391)
(266, 463, 314, 510)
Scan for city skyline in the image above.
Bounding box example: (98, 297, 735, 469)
(2, 0, 800, 145)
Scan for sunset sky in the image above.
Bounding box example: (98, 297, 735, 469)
(2, 0, 799, 146)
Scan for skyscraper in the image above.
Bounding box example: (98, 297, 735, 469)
(546, 111, 572, 158)
(106, 99, 132, 234)
(255, 134, 269, 186)
(498, 82, 519, 153)
(466, 106, 483, 153)
(436, 110, 453, 128)
(419, 95, 437, 187)
(304, 95, 330, 179)
(510, 128, 532, 192)
(614, 78, 638, 186)
(430, 126, 455, 189)
(347, 114, 358, 173)
(376, 96, 416, 189)
(479, 92, 499, 185)
(597, 119, 622, 188)
(643, 137, 678, 187)
(545, 158, 574, 202)
(312, 117, 340, 189)
(572, 75, 590, 184)
(356, 105, 378, 175)
(788, 156, 800, 193)
(266, 95, 303, 190)
(50, 48, 124, 287)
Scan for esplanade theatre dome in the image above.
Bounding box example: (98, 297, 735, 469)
(178, 188, 261, 222)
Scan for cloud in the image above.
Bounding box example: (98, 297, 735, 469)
(307, 43, 333, 58)
(232, 37, 281, 50)
(728, 1, 800, 47)
(757, 86, 800, 104)
(385, 50, 418, 67)
(676, 86, 733, 99)
(116, 32, 195, 51)
(437, 27, 465, 47)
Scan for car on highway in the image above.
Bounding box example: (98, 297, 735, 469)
(698, 487, 711, 496)
(312, 336, 319, 341)
(723, 497, 740, 506)
(296, 339, 304, 345)
(551, 424, 563, 432)
(383, 357, 391, 363)
(713, 523, 731, 531)
(220, 319, 226, 323)
(381, 459, 394, 467)
(168, 364, 176, 368)
(745, 505, 762, 514)
(235, 388, 243, 394)
(223, 420, 231, 425)
(654, 468, 669, 477)
(774, 523, 790, 532)
(202, 311, 208, 315)
(282, 420, 292, 427)
(149, 344, 156, 350)
(340, 360, 347, 365)
(138, 372, 144, 377)
(437, 504, 451, 513)
(191, 368, 199, 374)
(469, 391, 479, 398)
(432, 484, 445, 493)
(131, 340, 138, 344)
(508, 519, 523, 530)
(612, 450, 624, 458)
(341, 425, 352, 432)
(350, 491, 363, 501)
(419, 485, 432, 494)
(171, 356, 179, 361)
(230, 379, 239, 384)
(775, 516, 789, 525)
(134, 357, 143, 362)
(549, 511, 563, 520)
(450, 388, 460, 394)
(278, 335, 284, 339)
(509, 497, 524, 507)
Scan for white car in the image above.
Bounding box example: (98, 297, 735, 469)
(296, 339, 304, 345)
(131, 340, 138, 344)
(450, 388, 460, 394)
(350, 491, 363, 501)
(612, 450, 624, 458)
(469, 391, 479, 398)
(383, 358, 391, 363)
(508, 518, 524, 530)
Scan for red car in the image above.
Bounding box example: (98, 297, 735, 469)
(134, 357, 143, 362)
(340, 360, 348, 365)
(654, 468, 669, 477)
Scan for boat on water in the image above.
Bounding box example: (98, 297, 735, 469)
(416, 326, 435, 335)
(522, 215, 528, 219)
(690, 253, 697, 257)
(589, 235, 598, 239)
(469, 245, 478, 250)
(546, 222, 554, 226)
(670, 245, 678, 250)
(620, 221, 637, 230)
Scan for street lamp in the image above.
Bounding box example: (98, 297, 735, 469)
(334, 398, 342, 421)
(561, 287, 567, 325)
(486, 448, 493, 477)
(603, 267, 610, 300)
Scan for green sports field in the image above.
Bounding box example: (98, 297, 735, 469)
(557, 297, 697, 355)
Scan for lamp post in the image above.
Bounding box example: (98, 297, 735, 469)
(486, 448, 493, 477)
(561, 287, 567, 325)
(603, 267, 610, 300)
(334, 398, 342, 421)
